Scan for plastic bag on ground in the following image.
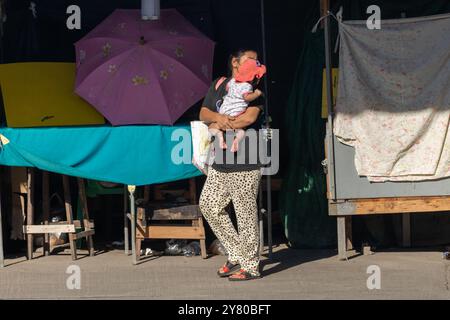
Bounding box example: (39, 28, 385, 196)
(164, 239, 187, 255)
(208, 239, 227, 256)
(182, 241, 201, 257)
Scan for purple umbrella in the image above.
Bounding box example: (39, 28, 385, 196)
(74, 9, 214, 125)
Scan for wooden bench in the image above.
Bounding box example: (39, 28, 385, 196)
(135, 204, 207, 260)
(24, 169, 95, 260)
(127, 179, 207, 263)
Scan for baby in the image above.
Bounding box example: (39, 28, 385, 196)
(209, 59, 266, 152)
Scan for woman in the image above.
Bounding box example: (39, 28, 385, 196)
(199, 49, 265, 281)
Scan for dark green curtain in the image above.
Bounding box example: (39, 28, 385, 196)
(279, 29, 336, 249)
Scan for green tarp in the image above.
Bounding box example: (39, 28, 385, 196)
(0, 125, 201, 186)
(279, 30, 336, 249)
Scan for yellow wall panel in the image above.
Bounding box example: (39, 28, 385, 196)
(0, 62, 105, 127)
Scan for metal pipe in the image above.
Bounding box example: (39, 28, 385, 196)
(258, 182, 264, 254)
(128, 185, 137, 265)
(124, 186, 129, 255)
(260, 0, 273, 259)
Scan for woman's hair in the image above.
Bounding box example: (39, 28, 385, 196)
(227, 49, 257, 75)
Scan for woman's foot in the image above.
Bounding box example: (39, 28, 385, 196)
(217, 261, 240, 277)
(228, 269, 261, 281)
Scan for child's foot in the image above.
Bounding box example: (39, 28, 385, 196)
(219, 137, 227, 149)
(230, 139, 239, 152)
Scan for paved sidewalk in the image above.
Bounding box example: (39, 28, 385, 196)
(0, 244, 449, 299)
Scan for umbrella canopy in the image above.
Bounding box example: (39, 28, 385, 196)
(74, 9, 214, 125)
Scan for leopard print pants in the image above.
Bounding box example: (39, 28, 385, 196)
(199, 167, 261, 276)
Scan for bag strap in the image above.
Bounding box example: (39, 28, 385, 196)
(215, 76, 227, 91)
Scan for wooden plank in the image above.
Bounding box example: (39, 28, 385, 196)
(320, 0, 329, 21)
(355, 197, 450, 214)
(145, 225, 205, 239)
(77, 178, 94, 256)
(46, 220, 94, 229)
(24, 224, 76, 234)
(330, 196, 450, 216)
(42, 171, 50, 256)
(197, 217, 207, 259)
(151, 205, 201, 220)
(73, 230, 95, 240)
(63, 175, 77, 260)
(345, 216, 353, 250)
(337, 216, 347, 260)
(137, 186, 150, 222)
(73, 220, 95, 229)
(136, 239, 142, 261)
(136, 220, 147, 239)
(10, 167, 27, 240)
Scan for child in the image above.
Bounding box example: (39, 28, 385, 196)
(208, 59, 266, 152)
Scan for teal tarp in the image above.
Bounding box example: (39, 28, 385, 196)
(0, 125, 201, 186)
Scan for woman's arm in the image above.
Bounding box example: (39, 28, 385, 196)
(199, 107, 235, 130)
(230, 106, 262, 129)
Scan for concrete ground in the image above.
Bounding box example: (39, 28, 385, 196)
(0, 244, 449, 299)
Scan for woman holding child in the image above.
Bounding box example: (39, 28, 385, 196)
(199, 49, 266, 281)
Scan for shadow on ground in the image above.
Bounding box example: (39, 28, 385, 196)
(260, 246, 336, 277)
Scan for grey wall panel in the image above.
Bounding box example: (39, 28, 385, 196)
(333, 136, 450, 199)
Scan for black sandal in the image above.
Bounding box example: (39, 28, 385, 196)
(228, 269, 261, 281)
(217, 261, 240, 277)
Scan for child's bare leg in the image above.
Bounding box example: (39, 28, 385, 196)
(230, 129, 246, 153)
(208, 124, 227, 149)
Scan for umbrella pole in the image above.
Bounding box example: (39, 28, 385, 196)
(260, 0, 273, 259)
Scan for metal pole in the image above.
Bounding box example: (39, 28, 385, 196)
(260, 0, 273, 259)
(0, 168, 4, 268)
(124, 186, 129, 255)
(128, 185, 137, 265)
(323, 0, 337, 200)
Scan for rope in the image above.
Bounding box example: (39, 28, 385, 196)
(311, 7, 343, 54)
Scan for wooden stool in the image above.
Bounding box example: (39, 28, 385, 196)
(132, 179, 207, 262)
(24, 169, 95, 260)
(135, 204, 207, 261)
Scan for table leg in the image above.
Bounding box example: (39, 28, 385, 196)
(26, 168, 34, 260)
(42, 171, 50, 256)
(337, 216, 347, 260)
